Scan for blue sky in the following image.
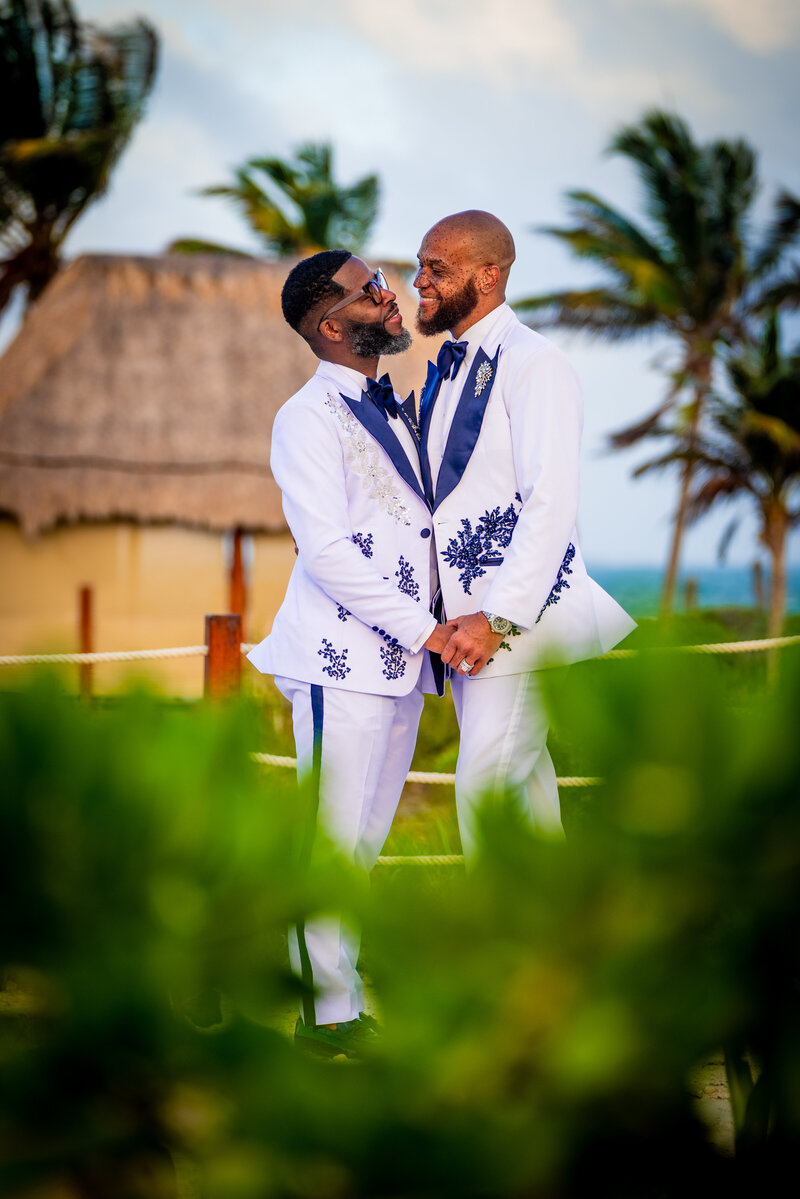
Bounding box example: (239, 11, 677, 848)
(52, 1, 800, 567)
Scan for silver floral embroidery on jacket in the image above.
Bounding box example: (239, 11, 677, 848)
(325, 393, 411, 525)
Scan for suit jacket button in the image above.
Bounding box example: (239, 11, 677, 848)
(420, 528, 431, 538)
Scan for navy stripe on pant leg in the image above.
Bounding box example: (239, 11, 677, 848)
(297, 684, 324, 1027)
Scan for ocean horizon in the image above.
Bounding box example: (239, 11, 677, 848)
(589, 564, 800, 618)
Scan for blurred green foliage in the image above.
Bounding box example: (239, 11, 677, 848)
(1, 648, 799, 1197)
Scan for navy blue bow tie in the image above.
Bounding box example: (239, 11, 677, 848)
(436, 339, 468, 382)
(366, 373, 400, 420)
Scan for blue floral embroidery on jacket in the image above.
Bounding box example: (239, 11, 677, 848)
(369, 628, 407, 680)
(395, 556, 420, 601)
(380, 642, 407, 680)
(318, 637, 351, 680)
(352, 532, 374, 558)
(442, 502, 520, 595)
(536, 543, 576, 623)
(336, 605, 350, 622)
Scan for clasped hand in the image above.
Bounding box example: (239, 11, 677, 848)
(424, 613, 504, 677)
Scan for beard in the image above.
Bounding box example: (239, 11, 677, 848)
(346, 319, 412, 358)
(415, 276, 479, 336)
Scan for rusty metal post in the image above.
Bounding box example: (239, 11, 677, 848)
(204, 614, 242, 699)
(229, 526, 246, 633)
(79, 585, 94, 701)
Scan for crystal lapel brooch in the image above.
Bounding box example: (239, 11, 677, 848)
(474, 361, 493, 396)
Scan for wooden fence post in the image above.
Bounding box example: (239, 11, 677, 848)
(79, 585, 94, 701)
(229, 526, 247, 636)
(204, 614, 242, 699)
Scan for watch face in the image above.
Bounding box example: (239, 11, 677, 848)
(488, 615, 511, 635)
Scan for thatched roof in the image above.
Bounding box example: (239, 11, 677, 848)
(0, 253, 434, 536)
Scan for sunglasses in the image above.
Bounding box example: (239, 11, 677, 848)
(318, 268, 390, 325)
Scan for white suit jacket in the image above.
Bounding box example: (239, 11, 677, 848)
(247, 360, 436, 695)
(421, 303, 635, 674)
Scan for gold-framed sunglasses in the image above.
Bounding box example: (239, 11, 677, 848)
(318, 268, 390, 325)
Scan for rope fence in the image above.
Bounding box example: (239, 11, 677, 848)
(250, 752, 601, 790)
(601, 634, 800, 659)
(3, 634, 798, 669)
(0, 646, 208, 666)
(3, 613, 798, 868)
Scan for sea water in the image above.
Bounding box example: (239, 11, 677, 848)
(590, 564, 800, 618)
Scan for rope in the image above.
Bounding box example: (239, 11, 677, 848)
(0, 646, 208, 666)
(4, 634, 796, 669)
(250, 753, 599, 788)
(252, 753, 298, 770)
(601, 634, 800, 659)
(376, 854, 463, 866)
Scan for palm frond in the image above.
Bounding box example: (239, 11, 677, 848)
(557, 189, 670, 268)
(166, 238, 254, 258)
(608, 384, 683, 449)
(751, 190, 800, 277)
(716, 515, 741, 561)
(754, 269, 800, 312)
(1, 2, 158, 314)
(513, 287, 662, 340)
(631, 449, 687, 478)
(186, 141, 378, 256)
(741, 410, 800, 454)
(688, 473, 753, 519)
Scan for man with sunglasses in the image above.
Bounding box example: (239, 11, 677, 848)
(248, 250, 451, 1057)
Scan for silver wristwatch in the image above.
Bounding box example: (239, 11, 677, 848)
(482, 611, 512, 636)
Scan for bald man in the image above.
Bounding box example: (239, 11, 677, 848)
(414, 211, 635, 857)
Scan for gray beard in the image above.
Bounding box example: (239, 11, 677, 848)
(347, 320, 412, 358)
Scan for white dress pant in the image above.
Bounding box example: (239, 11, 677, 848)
(449, 670, 563, 861)
(274, 675, 424, 1025)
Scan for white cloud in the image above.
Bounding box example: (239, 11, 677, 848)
(651, 0, 800, 53)
(82, 0, 580, 87)
(344, 0, 579, 85)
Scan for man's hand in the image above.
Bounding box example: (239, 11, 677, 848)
(424, 622, 455, 655)
(440, 613, 503, 676)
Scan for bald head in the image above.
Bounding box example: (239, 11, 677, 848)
(414, 211, 516, 338)
(429, 211, 515, 277)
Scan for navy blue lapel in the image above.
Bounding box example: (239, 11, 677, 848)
(399, 391, 421, 442)
(433, 347, 500, 511)
(400, 391, 418, 428)
(418, 360, 440, 434)
(418, 362, 440, 506)
(339, 391, 427, 505)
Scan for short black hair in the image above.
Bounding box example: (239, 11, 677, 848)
(281, 250, 352, 332)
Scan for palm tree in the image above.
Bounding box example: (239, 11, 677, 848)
(643, 312, 799, 648)
(0, 0, 158, 319)
(169, 142, 379, 258)
(515, 110, 800, 615)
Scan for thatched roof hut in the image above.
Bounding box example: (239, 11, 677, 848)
(0, 253, 433, 538)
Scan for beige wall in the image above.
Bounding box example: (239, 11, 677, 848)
(0, 522, 296, 697)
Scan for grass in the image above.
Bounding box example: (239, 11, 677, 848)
(245, 608, 800, 859)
